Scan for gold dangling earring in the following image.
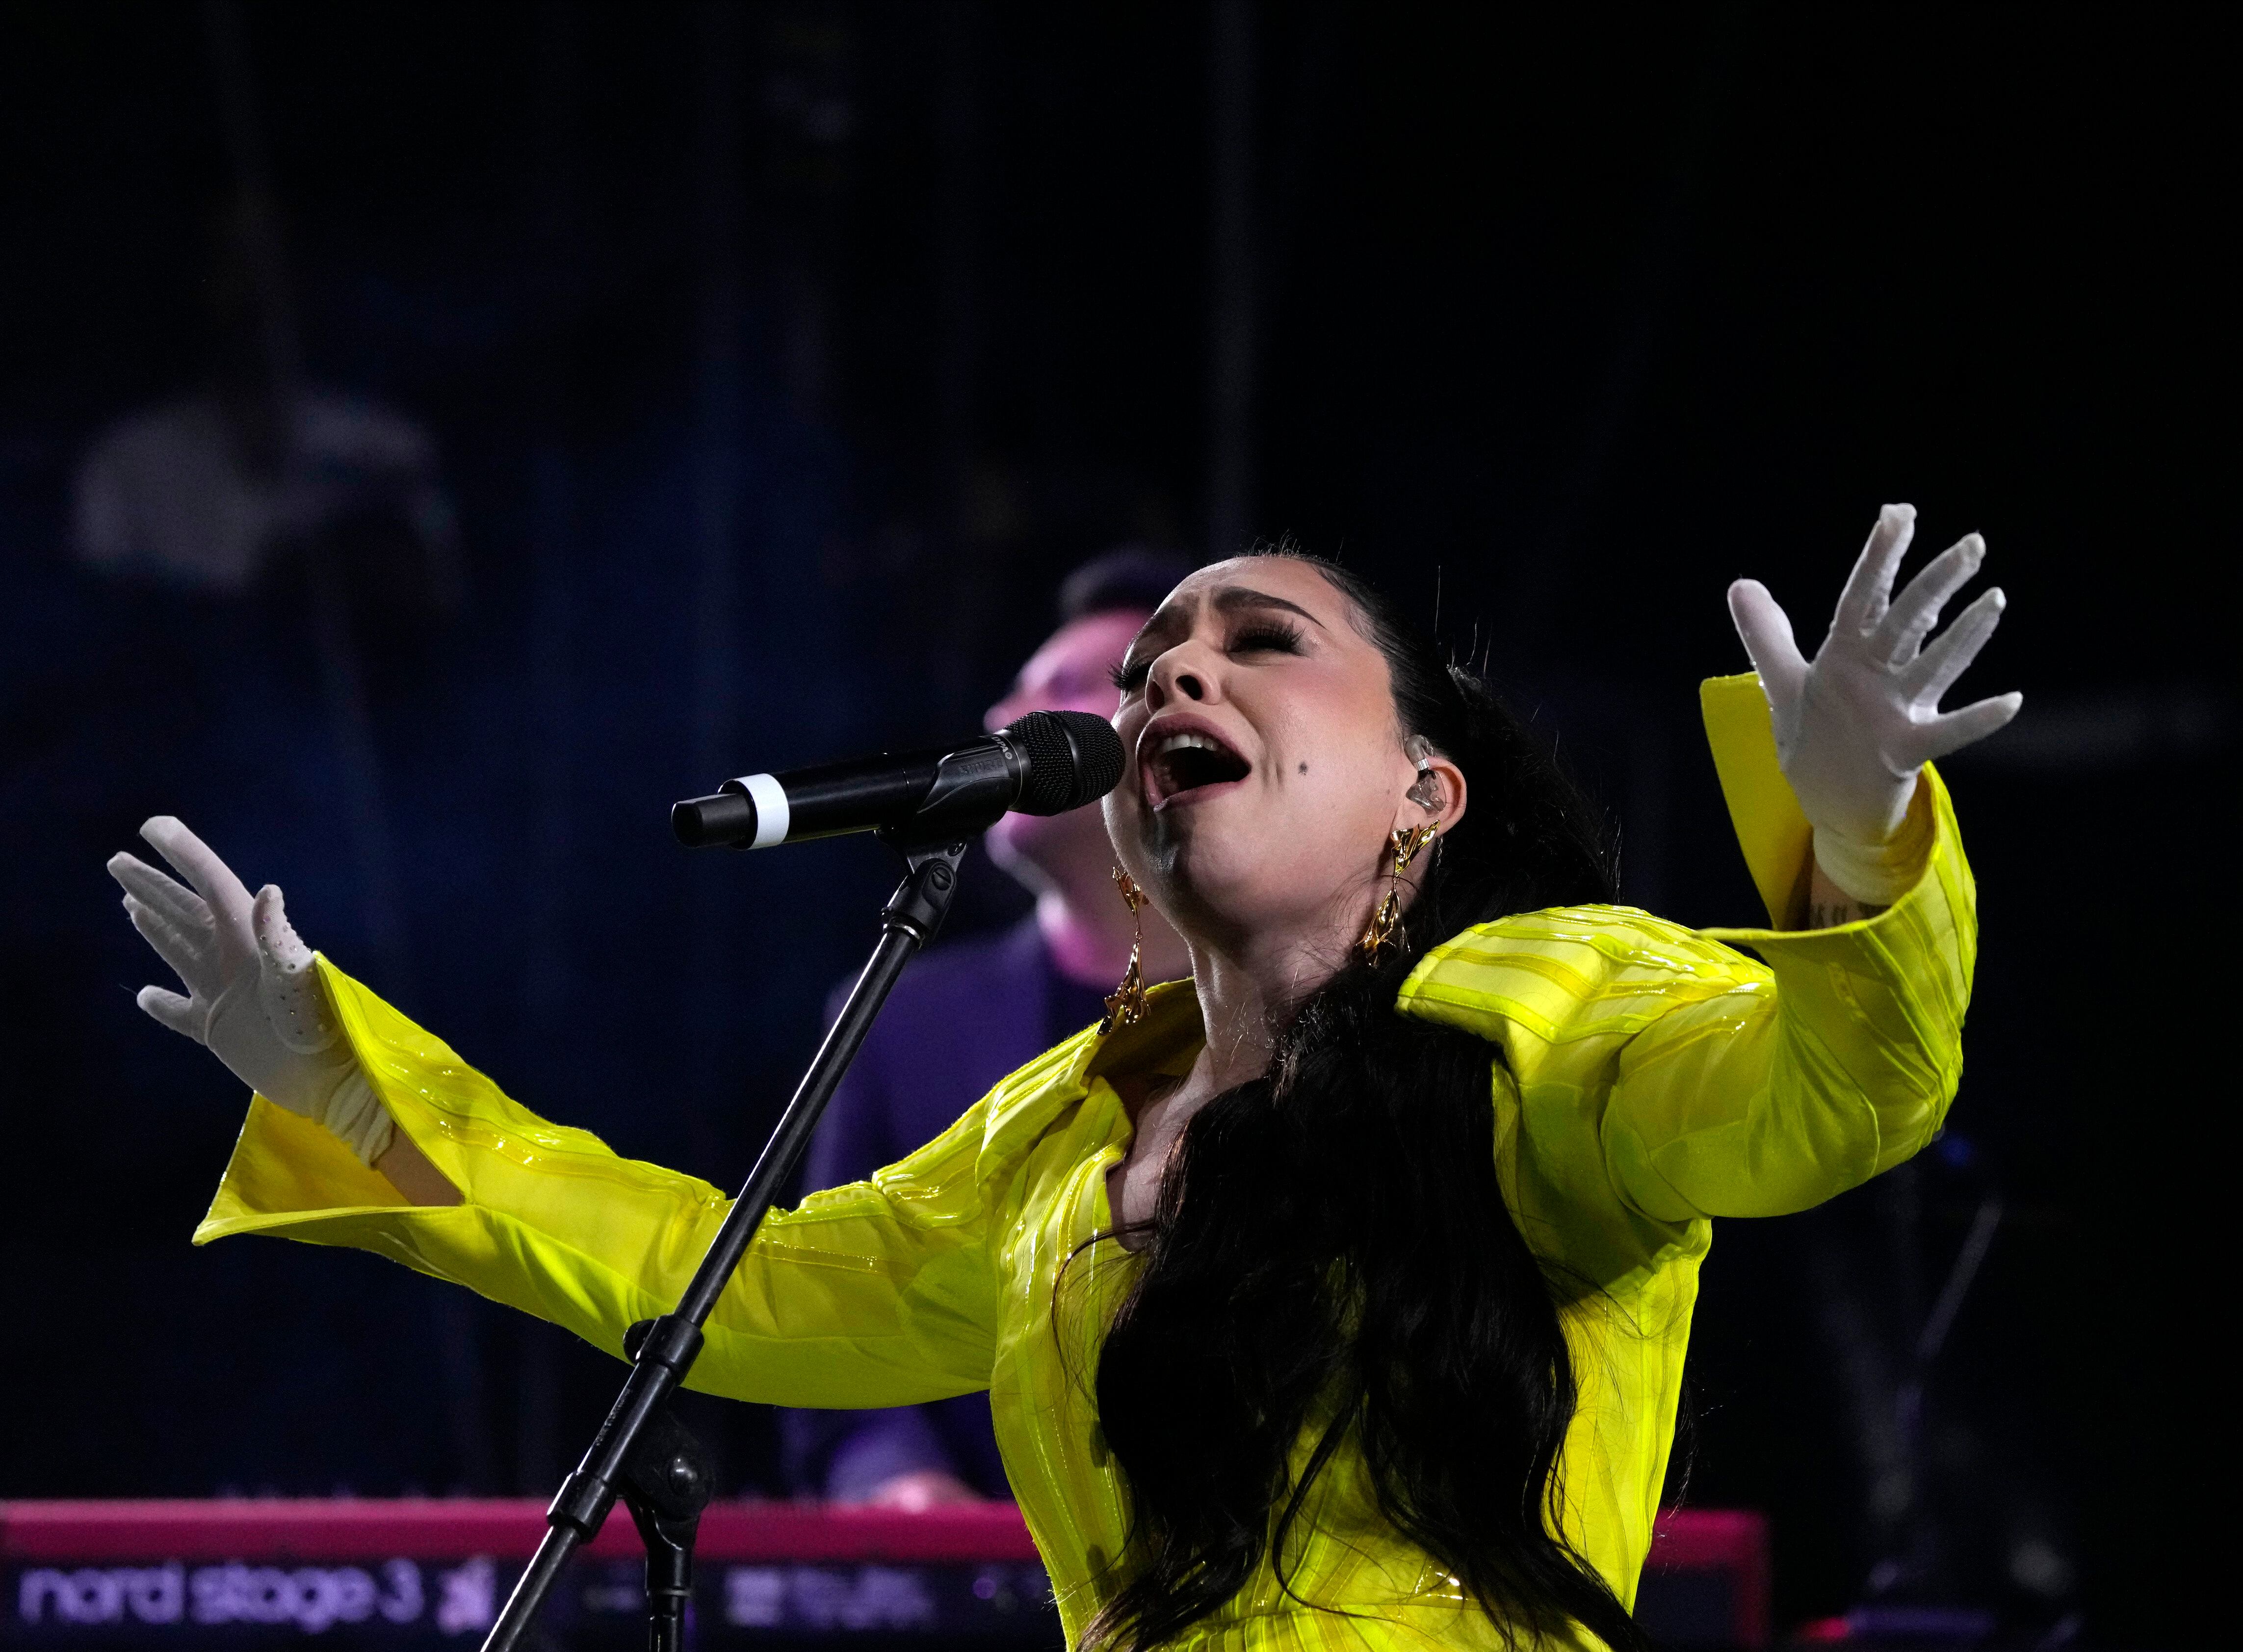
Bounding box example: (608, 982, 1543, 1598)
(1098, 867, 1150, 1035)
(1358, 823, 1439, 960)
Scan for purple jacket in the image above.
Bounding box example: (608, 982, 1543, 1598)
(781, 918, 1113, 1498)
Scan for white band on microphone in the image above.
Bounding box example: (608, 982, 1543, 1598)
(735, 773, 790, 849)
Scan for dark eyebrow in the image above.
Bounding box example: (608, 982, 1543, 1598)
(1122, 584, 1330, 663)
(1208, 586, 1329, 629)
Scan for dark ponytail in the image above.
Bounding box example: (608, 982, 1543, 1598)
(1085, 556, 1649, 1652)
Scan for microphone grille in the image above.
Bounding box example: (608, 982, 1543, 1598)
(1004, 710, 1125, 815)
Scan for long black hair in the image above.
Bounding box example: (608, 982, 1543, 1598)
(1083, 555, 1649, 1652)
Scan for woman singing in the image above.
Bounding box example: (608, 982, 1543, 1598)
(111, 506, 2017, 1651)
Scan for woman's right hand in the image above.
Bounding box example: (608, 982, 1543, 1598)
(108, 816, 396, 1165)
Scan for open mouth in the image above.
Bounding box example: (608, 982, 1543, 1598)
(1143, 727, 1252, 807)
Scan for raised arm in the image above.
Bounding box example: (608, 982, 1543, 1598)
(111, 819, 1000, 1407)
(1599, 505, 2020, 1221)
(1403, 510, 2018, 1254)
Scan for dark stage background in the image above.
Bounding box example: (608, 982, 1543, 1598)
(1, 4, 2233, 1646)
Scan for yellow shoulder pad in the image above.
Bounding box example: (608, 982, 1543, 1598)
(1396, 907, 1768, 1053)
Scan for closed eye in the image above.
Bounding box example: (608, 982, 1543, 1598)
(1228, 620, 1304, 657)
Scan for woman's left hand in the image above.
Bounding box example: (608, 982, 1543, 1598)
(1728, 503, 2021, 906)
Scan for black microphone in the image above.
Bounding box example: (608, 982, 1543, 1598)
(671, 709, 1125, 850)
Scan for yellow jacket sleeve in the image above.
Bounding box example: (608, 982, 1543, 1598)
(1599, 760, 1969, 1223)
(194, 964, 1001, 1407)
(1398, 673, 1977, 1280)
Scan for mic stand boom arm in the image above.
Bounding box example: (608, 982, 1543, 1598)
(479, 830, 977, 1652)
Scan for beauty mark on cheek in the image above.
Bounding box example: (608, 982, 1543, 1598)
(1298, 762, 1308, 774)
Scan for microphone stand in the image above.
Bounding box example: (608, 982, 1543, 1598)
(479, 828, 979, 1652)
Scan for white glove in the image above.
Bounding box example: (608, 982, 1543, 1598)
(108, 816, 394, 1164)
(1728, 504, 2022, 906)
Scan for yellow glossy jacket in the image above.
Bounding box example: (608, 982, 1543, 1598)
(193, 675, 1977, 1652)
